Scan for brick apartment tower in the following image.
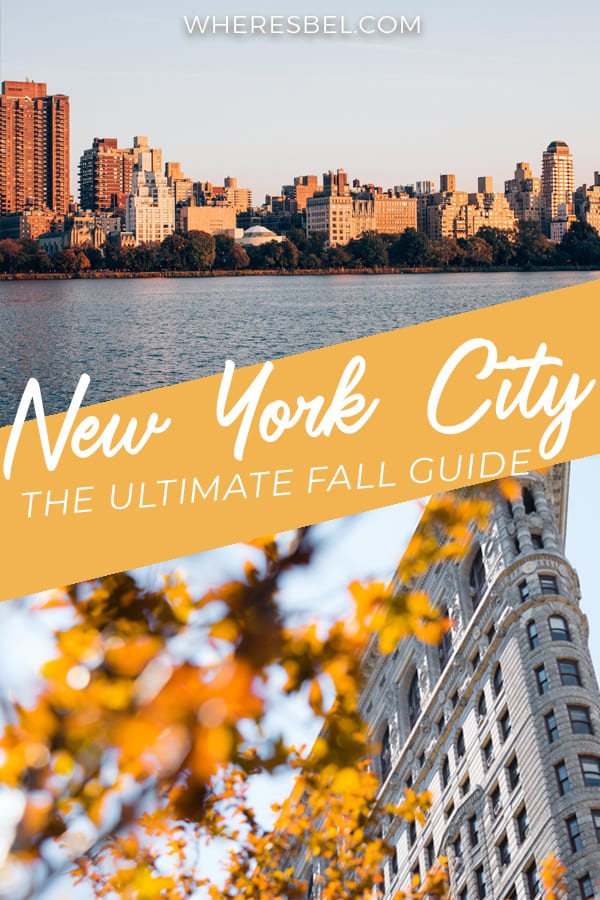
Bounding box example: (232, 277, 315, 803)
(79, 138, 135, 212)
(0, 80, 70, 215)
(298, 467, 600, 899)
(541, 141, 574, 237)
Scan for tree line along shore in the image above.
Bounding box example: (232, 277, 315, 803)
(1, 221, 600, 277)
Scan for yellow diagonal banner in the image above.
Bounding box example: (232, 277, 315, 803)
(1, 279, 599, 601)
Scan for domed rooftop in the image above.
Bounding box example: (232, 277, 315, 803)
(547, 140, 569, 151)
(244, 225, 275, 235)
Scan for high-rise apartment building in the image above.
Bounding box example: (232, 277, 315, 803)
(165, 162, 193, 206)
(192, 177, 252, 213)
(306, 190, 416, 246)
(426, 191, 471, 241)
(505, 163, 542, 227)
(467, 190, 516, 234)
(296, 468, 600, 899)
(440, 174, 457, 193)
(574, 174, 600, 237)
(0, 80, 70, 215)
(306, 172, 417, 245)
(79, 138, 135, 212)
(541, 141, 574, 237)
(282, 175, 322, 213)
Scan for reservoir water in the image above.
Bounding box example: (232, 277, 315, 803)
(0, 270, 597, 424)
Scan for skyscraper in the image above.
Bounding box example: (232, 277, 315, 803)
(0, 80, 70, 215)
(79, 138, 135, 212)
(541, 141, 574, 237)
(125, 140, 175, 245)
(297, 468, 600, 898)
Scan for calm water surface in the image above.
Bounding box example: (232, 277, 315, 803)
(0, 271, 597, 423)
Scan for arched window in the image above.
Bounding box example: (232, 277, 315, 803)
(549, 614, 571, 642)
(408, 672, 421, 728)
(523, 486, 536, 514)
(493, 663, 504, 697)
(477, 691, 488, 720)
(456, 729, 466, 760)
(469, 547, 486, 608)
(380, 725, 392, 781)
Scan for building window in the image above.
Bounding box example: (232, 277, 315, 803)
(469, 815, 479, 847)
(472, 651, 481, 672)
(441, 756, 450, 789)
(451, 690, 459, 709)
(592, 808, 600, 842)
(456, 729, 466, 761)
(483, 737, 494, 768)
(527, 619, 539, 649)
(540, 574, 558, 595)
(525, 859, 540, 898)
(507, 755, 520, 790)
(523, 486, 536, 514)
(580, 755, 600, 787)
(445, 800, 455, 820)
(461, 775, 471, 796)
(531, 533, 544, 550)
(504, 886, 517, 900)
(408, 820, 416, 847)
(535, 664, 549, 694)
(491, 784, 502, 817)
(453, 834, 463, 860)
(500, 710, 512, 741)
(475, 866, 487, 899)
(545, 710, 559, 743)
(558, 658, 582, 686)
(426, 838, 435, 867)
(469, 547, 487, 608)
(578, 875, 594, 900)
(569, 705, 593, 735)
(566, 815, 583, 852)
(516, 806, 529, 843)
(486, 624, 496, 644)
(408, 672, 421, 728)
(459, 889, 468, 900)
(519, 580, 530, 602)
(498, 834, 511, 867)
(555, 760, 571, 795)
(437, 715, 445, 735)
(380, 725, 392, 781)
(439, 624, 453, 672)
(549, 615, 571, 642)
(493, 664, 504, 697)
(477, 692, 487, 719)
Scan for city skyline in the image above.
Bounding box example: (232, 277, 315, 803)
(1, 0, 599, 203)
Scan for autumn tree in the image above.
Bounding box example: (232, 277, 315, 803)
(0, 489, 571, 899)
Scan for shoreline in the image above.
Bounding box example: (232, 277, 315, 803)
(2, 265, 599, 281)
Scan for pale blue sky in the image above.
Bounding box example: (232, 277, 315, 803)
(1, 0, 599, 202)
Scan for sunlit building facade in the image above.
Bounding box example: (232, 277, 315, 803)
(298, 468, 600, 899)
(0, 80, 70, 215)
(541, 141, 574, 237)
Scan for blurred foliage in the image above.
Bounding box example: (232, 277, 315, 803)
(0, 490, 570, 898)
